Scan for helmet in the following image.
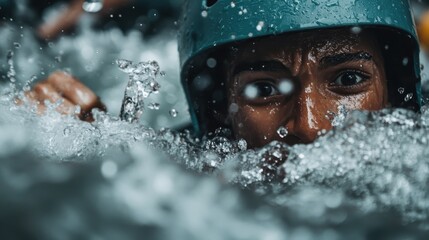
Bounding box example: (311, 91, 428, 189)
(178, 0, 422, 135)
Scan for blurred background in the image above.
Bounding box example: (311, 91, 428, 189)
(0, 0, 188, 129)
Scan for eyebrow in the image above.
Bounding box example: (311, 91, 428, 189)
(320, 51, 373, 67)
(233, 60, 288, 76)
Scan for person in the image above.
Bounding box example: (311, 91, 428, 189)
(26, 0, 422, 149)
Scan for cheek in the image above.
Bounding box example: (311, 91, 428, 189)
(336, 91, 386, 111)
(231, 105, 283, 146)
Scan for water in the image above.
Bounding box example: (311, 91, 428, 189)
(82, 0, 104, 13)
(117, 59, 161, 123)
(277, 126, 288, 138)
(0, 7, 429, 240)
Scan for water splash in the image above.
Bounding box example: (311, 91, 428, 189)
(0, 8, 428, 239)
(6, 50, 16, 95)
(117, 59, 161, 123)
(325, 105, 348, 127)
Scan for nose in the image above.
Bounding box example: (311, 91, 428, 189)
(285, 86, 330, 144)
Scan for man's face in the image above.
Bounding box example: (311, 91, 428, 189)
(227, 29, 388, 148)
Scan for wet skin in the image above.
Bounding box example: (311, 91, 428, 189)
(227, 29, 388, 148)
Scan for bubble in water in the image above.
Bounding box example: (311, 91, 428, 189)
(169, 109, 178, 118)
(13, 42, 21, 49)
(402, 58, 409, 66)
(256, 21, 265, 31)
(82, 0, 104, 13)
(230, 1, 236, 8)
(404, 93, 413, 102)
(277, 126, 288, 138)
(148, 103, 160, 110)
(398, 87, 405, 94)
(201, 10, 208, 18)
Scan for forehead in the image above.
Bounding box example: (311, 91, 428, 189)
(233, 29, 379, 60)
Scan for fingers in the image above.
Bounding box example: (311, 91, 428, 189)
(45, 71, 100, 113)
(29, 81, 79, 116)
(26, 71, 106, 121)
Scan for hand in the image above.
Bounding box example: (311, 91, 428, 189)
(37, 0, 131, 40)
(25, 71, 106, 121)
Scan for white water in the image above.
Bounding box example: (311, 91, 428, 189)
(0, 7, 429, 240)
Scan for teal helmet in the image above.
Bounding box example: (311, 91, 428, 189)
(178, 0, 422, 135)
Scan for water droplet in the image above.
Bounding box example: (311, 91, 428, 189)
(117, 59, 162, 122)
(277, 126, 288, 138)
(54, 56, 62, 63)
(326, 0, 339, 7)
(279, 79, 294, 95)
(23, 75, 37, 92)
(63, 127, 71, 136)
(402, 58, 409, 66)
(116, 59, 133, 73)
(82, 0, 104, 13)
(351, 26, 362, 34)
(148, 102, 160, 110)
(101, 160, 117, 178)
(13, 42, 21, 49)
(256, 21, 265, 31)
(398, 87, 405, 94)
(229, 103, 239, 113)
(169, 109, 178, 118)
(6, 50, 13, 60)
(201, 10, 208, 18)
(404, 93, 413, 102)
(244, 85, 258, 99)
(230, 1, 236, 8)
(206, 58, 217, 68)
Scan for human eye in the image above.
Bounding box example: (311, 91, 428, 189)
(332, 71, 369, 87)
(241, 80, 280, 99)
